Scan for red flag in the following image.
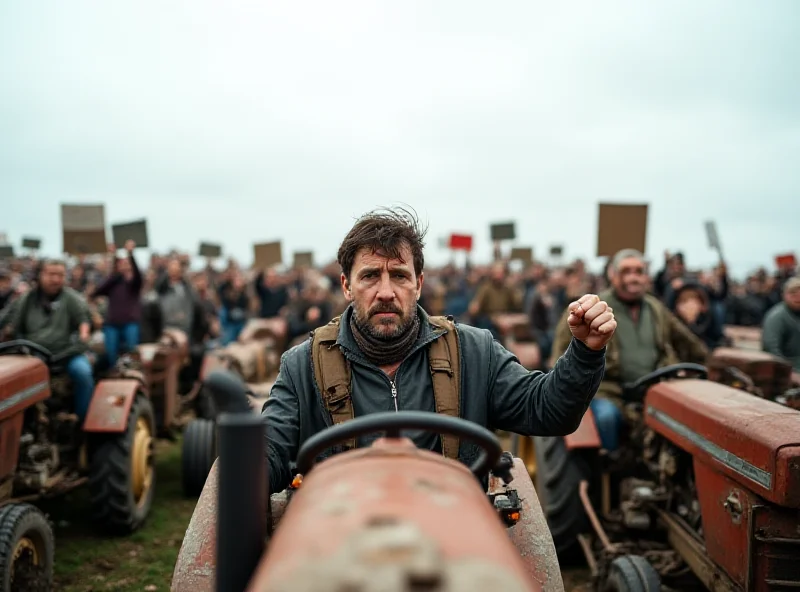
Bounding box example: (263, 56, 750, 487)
(448, 234, 473, 251)
(775, 253, 797, 268)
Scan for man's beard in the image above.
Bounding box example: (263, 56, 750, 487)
(353, 301, 417, 341)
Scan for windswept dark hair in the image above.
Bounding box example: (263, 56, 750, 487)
(337, 206, 428, 280)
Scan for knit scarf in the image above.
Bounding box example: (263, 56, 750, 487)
(349, 308, 421, 367)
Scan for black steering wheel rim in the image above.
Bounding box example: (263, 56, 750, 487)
(0, 339, 53, 363)
(622, 362, 708, 399)
(295, 410, 503, 480)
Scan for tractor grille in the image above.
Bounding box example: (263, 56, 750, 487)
(757, 531, 800, 590)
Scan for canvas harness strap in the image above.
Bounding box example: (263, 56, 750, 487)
(310, 314, 462, 459)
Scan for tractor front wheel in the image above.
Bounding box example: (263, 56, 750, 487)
(89, 393, 156, 534)
(603, 555, 661, 591)
(0, 503, 55, 592)
(181, 418, 217, 497)
(533, 435, 595, 559)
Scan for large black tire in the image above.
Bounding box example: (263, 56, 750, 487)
(0, 503, 55, 592)
(195, 386, 217, 420)
(603, 555, 661, 591)
(181, 418, 217, 497)
(534, 435, 595, 558)
(88, 393, 156, 534)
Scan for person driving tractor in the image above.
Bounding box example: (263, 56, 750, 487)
(0, 258, 95, 422)
(551, 248, 708, 453)
(261, 207, 617, 495)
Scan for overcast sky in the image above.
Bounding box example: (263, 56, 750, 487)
(1, 1, 798, 278)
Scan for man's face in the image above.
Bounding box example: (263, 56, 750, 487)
(39, 263, 66, 295)
(610, 256, 647, 301)
(785, 285, 800, 311)
(167, 259, 182, 281)
(490, 263, 505, 283)
(667, 257, 684, 278)
(116, 257, 131, 275)
(343, 244, 422, 340)
(193, 274, 208, 293)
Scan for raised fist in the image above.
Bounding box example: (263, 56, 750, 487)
(567, 294, 616, 351)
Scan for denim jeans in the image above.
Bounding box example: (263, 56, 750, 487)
(67, 354, 95, 422)
(103, 322, 140, 368)
(590, 397, 622, 452)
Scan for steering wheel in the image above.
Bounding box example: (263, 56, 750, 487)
(621, 362, 708, 400)
(295, 410, 503, 480)
(0, 339, 53, 363)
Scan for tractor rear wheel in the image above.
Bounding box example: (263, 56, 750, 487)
(89, 393, 156, 534)
(181, 418, 217, 497)
(0, 503, 55, 592)
(603, 555, 661, 591)
(534, 435, 594, 558)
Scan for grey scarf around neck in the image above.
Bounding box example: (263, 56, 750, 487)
(349, 309, 421, 367)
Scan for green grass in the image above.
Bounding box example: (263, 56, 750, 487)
(41, 438, 196, 592)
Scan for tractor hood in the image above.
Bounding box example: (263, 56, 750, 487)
(645, 379, 800, 508)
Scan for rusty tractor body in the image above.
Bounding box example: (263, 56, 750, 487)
(171, 370, 565, 592)
(491, 313, 541, 481)
(708, 347, 800, 409)
(535, 363, 800, 590)
(0, 340, 156, 590)
(723, 325, 762, 351)
(180, 318, 287, 497)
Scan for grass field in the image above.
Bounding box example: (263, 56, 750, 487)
(43, 439, 196, 592)
(38, 436, 591, 591)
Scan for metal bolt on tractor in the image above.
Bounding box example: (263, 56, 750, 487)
(534, 363, 800, 591)
(171, 370, 566, 592)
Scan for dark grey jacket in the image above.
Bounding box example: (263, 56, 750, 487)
(262, 305, 605, 494)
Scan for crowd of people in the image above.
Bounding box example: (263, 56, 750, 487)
(0, 243, 797, 377)
(0, 210, 798, 504)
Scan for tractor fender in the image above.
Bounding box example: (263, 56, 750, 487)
(171, 460, 292, 592)
(564, 407, 601, 450)
(83, 378, 143, 433)
(504, 458, 564, 591)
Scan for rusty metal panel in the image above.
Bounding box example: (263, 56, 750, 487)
(645, 379, 800, 508)
(0, 414, 23, 483)
(0, 356, 51, 422)
(692, 460, 752, 589)
(564, 407, 601, 450)
(83, 379, 141, 432)
(249, 440, 542, 591)
(708, 347, 792, 399)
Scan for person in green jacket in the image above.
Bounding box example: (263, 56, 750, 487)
(762, 276, 800, 372)
(551, 248, 708, 452)
(0, 259, 94, 422)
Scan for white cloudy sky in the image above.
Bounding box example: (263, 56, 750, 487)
(1, 0, 798, 278)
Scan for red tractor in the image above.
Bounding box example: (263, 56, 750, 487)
(179, 318, 287, 497)
(0, 339, 155, 591)
(534, 363, 800, 590)
(708, 346, 800, 410)
(170, 371, 565, 592)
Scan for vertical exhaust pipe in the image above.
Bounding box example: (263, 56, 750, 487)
(204, 370, 267, 592)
